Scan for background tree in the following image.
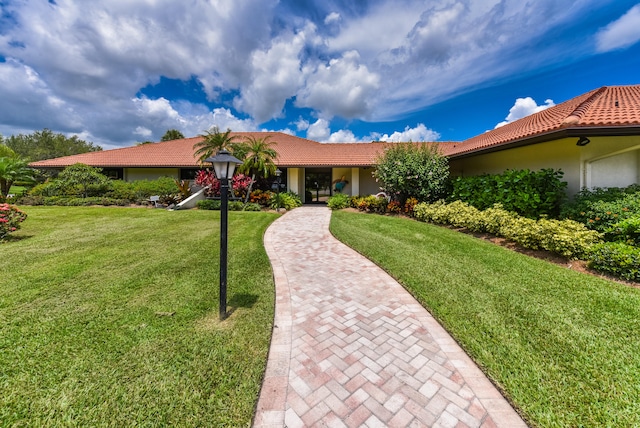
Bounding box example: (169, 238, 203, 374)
(5, 129, 102, 161)
(373, 143, 449, 203)
(193, 127, 238, 164)
(57, 163, 111, 198)
(161, 129, 185, 141)
(235, 135, 278, 205)
(0, 157, 35, 197)
(0, 143, 16, 158)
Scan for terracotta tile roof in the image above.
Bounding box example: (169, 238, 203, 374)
(29, 85, 640, 169)
(450, 85, 640, 157)
(29, 132, 397, 169)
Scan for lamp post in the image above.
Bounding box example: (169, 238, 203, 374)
(205, 149, 242, 320)
(274, 169, 282, 212)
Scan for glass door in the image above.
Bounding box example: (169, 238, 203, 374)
(304, 168, 332, 203)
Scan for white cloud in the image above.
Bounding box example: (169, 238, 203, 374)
(134, 127, 153, 138)
(324, 12, 341, 25)
(296, 50, 380, 119)
(596, 5, 640, 52)
(233, 27, 309, 122)
(306, 118, 331, 141)
(374, 124, 441, 142)
(495, 97, 555, 128)
(325, 129, 358, 143)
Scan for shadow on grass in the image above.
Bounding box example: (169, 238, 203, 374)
(227, 293, 259, 317)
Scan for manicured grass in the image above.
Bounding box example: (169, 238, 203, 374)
(330, 210, 640, 428)
(1, 206, 279, 426)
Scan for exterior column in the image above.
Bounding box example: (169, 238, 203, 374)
(351, 167, 360, 196)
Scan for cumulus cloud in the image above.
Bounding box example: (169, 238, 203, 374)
(374, 124, 441, 142)
(305, 120, 438, 143)
(495, 97, 555, 128)
(306, 118, 331, 141)
(595, 5, 640, 52)
(233, 27, 308, 122)
(296, 50, 380, 119)
(0, 0, 618, 147)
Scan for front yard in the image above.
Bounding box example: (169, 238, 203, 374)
(330, 210, 640, 427)
(0, 206, 278, 426)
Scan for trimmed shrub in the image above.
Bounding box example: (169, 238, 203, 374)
(196, 199, 221, 210)
(587, 242, 640, 282)
(327, 193, 351, 210)
(451, 168, 567, 218)
(0, 203, 27, 240)
(414, 201, 601, 259)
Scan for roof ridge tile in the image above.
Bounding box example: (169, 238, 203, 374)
(562, 86, 607, 125)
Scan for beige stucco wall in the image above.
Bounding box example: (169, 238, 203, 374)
(449, 136, 640, 197)
(124, 168, 179, 181)
(359, 167, 380, 195)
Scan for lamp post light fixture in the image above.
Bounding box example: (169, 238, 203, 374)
(275, 168, 282, 212)
(205, 149, 242, 320)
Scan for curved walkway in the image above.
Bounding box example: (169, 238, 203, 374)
(253, 206, 527, 428)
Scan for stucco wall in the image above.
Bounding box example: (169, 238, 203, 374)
(449, 136, 640, 197)
(124, 168, 179, 181)
(359, 167, 379, 195)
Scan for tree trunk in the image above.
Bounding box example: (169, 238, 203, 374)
(243, 173, 256, 208)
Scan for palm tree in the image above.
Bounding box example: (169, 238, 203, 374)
(193, 127, 238, 165)
(0, 157, 35, 197)
(236, 135, 278, 205)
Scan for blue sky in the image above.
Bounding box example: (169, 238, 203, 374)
(1, 0, 639, 149)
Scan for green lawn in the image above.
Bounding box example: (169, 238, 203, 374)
(330, 210, 640, 428)
(1, 206, 279, 426)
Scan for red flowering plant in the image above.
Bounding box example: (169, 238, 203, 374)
(194, 170, 251, 199)
(0, 203, 27, 240)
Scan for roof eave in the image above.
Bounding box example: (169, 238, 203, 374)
(449, 125, 640, 159)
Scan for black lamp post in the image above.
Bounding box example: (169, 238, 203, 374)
(275, 169, 282, 212)
(205, 149, 242, 320)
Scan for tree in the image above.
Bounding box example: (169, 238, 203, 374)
(0, 143, 16, 158)
(161, 129, 185, 141)
(0, 157, 35, 197)
(57, 163, 110, 198)
(373, 143, 449, 204)
(193, 127, 238, 164)
(5, 129, 102, 162)
(235, 135, 278, 205)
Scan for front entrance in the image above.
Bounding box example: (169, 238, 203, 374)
(305, 168, 332, 204)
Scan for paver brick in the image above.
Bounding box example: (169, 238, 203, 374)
(252, 207, 526, 428)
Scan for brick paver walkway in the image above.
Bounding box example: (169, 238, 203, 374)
(253, 206, 527, 428)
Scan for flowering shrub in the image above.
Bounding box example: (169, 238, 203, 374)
(195, 170, 251, 199)
(373, 143, 449, 204)
(0, 203, 27, 240)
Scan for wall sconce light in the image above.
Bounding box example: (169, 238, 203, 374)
(576, 136, 591, 147)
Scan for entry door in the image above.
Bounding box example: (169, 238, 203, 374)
(305, 169, 332, 203)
